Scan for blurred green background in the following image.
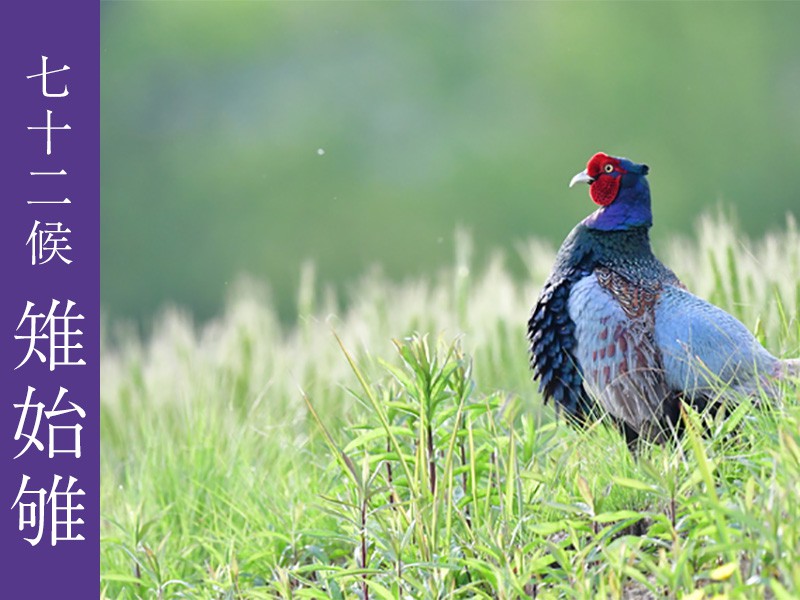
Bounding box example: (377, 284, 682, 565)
(101, 2, 800, 325)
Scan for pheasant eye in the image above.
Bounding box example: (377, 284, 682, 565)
(603, 163, 614, 173)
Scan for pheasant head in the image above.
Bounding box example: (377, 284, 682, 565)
(569, 152, 653, 231)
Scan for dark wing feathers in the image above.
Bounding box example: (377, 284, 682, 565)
(528, 224, 599, 420)
(528, 272, 593, 419)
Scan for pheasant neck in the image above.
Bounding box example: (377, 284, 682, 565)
(582, 176, 653, 232)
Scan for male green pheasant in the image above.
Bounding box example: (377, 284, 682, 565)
(527, 152, 799, 443)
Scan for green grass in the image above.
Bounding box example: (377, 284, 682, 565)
(101, 213, 800, 599)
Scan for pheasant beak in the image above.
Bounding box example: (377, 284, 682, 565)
(569, 169, 595, 188)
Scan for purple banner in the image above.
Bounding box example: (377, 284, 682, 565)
(1, 1, 99, 596)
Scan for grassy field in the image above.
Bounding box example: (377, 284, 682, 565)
(100, 214, 800, 599)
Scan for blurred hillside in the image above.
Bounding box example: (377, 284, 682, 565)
(101, 2, 800, 325)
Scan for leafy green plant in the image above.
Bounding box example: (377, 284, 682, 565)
(101, 215, 800, 599)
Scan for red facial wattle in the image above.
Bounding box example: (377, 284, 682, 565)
(585, 152, 626, 207)
(590, 175, 621, 206)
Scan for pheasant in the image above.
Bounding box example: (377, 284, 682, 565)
(527, 152, 799, 444)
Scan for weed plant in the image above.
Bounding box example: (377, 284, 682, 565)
(101, 214, 800, 599)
